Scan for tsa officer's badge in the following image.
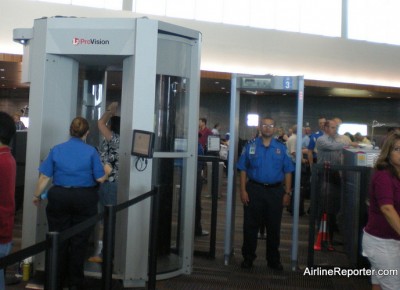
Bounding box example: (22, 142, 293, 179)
(249, 143, 256, 155)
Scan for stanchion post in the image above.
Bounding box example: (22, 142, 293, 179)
(148, 187, 160, 290)
(45, 232, 60, 290)
(102, 205, 116, 290)
(307, 165, 318, 267)
(210, 159, 219, 259)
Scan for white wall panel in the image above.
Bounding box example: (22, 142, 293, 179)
(2, 0, 400, 88)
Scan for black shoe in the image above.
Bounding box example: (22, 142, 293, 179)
(268, 262, 283, 271)
(241, 259, 253, 269)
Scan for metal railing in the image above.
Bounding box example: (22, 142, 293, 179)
(0, 187, 160, 290)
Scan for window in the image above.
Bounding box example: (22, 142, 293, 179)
(247, 114, 259, 127)
(20, 117, 29, 128)
(338, 123, 368, 136)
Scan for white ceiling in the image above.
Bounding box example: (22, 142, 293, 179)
(1, 0, 400, 89)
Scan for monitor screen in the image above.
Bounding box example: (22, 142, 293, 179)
(131, 130, 155, 158)
(207, 135, 220, 152)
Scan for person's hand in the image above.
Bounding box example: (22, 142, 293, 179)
(107, 102, 118, 115)
(104, 163, 112, 176)
(350, 141, 359, 147)
(282, 193, 290, 207)
(240, 190, 250, 206)
(32, 195, 41, 206)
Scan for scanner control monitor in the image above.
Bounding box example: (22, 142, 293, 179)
(131, 130, 155, 158)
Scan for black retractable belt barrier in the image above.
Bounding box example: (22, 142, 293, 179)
(46, 213, 103, 290)
(0, 188, 159, 290)
(0, 241, 47, 270)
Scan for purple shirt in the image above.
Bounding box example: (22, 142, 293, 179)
(198, 127, 213, 150)
(364, 170, 400, 240)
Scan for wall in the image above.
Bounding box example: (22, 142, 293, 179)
(3, 86, 398, 144)
(0, 97, 29, 118)
(200, 92, 400, 143)
(199, 92, 230, 137)
(1, 0, 400, 88)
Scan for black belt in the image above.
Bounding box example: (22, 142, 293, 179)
(57, 185, 96, 189)
(248, 179, 282, 188)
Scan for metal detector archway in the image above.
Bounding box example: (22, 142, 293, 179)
(224, 74, 304, 271)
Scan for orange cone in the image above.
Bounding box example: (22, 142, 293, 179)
(314, 213, 334, 251)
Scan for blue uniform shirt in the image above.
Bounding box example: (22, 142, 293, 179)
(307, 130, 324, 158)
(237, 137, 294, 184)
(39, 137, 105, 187)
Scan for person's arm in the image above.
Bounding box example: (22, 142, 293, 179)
(240, 170, 249, 206)
(95, 163, 112, 184)
(32, 174, 51, 205)
(283, 172, 292, 206)
(318, 136, 358, 151)
(98, 102, 118, 142)
(317, 137, 345, 151)
(307, 136, 315, 165)
(307, 150, 314, 166)
(380, 204, 400, 236)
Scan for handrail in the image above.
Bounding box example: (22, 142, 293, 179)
(0, 187, 159, 290)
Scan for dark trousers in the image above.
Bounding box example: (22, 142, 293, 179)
(242, 182, 284, 265)
(46, 186, 98, 289)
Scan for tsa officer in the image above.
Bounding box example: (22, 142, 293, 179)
(237, 117, 294, 270)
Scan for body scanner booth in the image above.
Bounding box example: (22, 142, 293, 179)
(15, 17, 201, 287)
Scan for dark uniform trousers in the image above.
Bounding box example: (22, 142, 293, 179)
(242, 181, 284, 265)
(46, 185, 98, 289)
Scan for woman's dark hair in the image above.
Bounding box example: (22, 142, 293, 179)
(375, 132, 400, 178)
(69, 117, 89, 138)
(0, 112, 16, 145)
(109, 116, 121, 135)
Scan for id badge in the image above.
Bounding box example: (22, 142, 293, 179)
(249, 143, 256, 155)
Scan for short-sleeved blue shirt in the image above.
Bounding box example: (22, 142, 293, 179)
(237, 137, 294, 184)
(39, 137, 105, 187)
(307, 130, 324, 158)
